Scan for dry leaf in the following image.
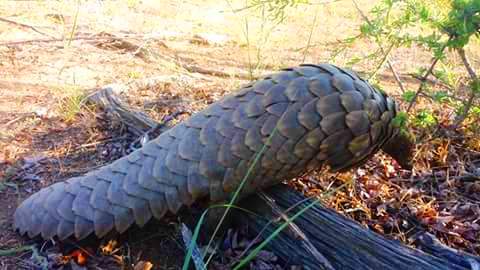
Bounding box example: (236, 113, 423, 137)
(134, 261, 153, 270)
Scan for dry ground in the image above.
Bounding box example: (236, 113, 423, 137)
(0, 0, 479, 269)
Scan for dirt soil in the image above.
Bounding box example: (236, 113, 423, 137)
(1, 0, 479, 270)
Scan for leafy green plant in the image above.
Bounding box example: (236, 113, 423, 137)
(336, 0, 479, 134)
(54, 85, 86, 123)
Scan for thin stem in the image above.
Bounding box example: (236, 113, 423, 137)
(406, 43, 449, 113)
(0, 17, 55, 38)
(67, 0, 81, 47)
(369, 42, 395, 80)
(302, 5, 319, 63)
(454, 48, 479, 127)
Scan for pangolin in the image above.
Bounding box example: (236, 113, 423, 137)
(14, 63, 414, 240)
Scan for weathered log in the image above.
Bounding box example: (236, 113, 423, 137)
(236, 185, 479, 270)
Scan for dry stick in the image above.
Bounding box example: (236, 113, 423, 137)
(0, 32, 164, 47)
(0, 36, 125, 46)
(351, 0, 406, 93)
(0, 17, 56, 38)
(228, 0, 340, 13)
(455, 48, 479, 127)
(301, 5, 319, 63)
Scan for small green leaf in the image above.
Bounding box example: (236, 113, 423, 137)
(432, 91, 450, 103)
(414, 110, 437, 128)
(392, 112, 408, 128)
(402, 90, 416, 102)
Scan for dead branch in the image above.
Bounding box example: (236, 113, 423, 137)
(181, 63, 253, 80)
(84, 85, 159, 137)
(0, 17, 56, 38)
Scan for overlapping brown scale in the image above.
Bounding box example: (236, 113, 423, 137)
(178, 128, 203, 161)
(232, 105, 256, 130)
(187, 163, 210, 199)
(304, 127, 326, 149)
(260, 146, 282, 170)
(271, 70, 300, 84)
(316, 63, 341, 75)
(363, 99, 382, 121)
(72, 186, 95, 222)
(293, 135, 317, 160)
(252, 79, 275, 95)
(285, 77, 314, 102)
(320, 112, 347, 135)
(111, 205, 134, 233)
(316, 93, 343, 116)
(332, 73, 356, 92)
(126, 196, 152, 227)
(57, 192, 76, 223)
(245, 95, 266, 117)
(340, 91, 364, 112)
(297, 99, 321, 130)
(348, 133, 372, 158)
(294, 65, 323, 77)
(276, 140, 300, 164)
(263, 84, 289, 107)
(74, 216, 94, 240)
(354, 79, 373, 99)
(339, 68, 360, 80)
(89, 180, 112, 213)
(93, 211, 114, 238)
(346, 111, 370, 136)
(308, 73, 336, 97)
(276, 104, 307, 141)
(57, 219, 75, 240)
(245, 126, 265, 152)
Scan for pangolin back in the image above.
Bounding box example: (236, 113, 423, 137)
(14, 64, 399, 240)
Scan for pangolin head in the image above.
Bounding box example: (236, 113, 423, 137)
(381, 129, 415, 170)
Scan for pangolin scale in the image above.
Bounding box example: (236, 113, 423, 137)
(14, 63, 406, 240)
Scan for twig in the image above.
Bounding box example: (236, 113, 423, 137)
(0, 32, 157, 47)
(458, 48, 478, 80)
(369, 42, 395, 80)
(301, 5, 319, 63)
(2, 112, 37, 127)
(406, 45, 448, 113)
(75, 136, 128, 149)
(0, 36, 121, 46)
(0, 17, 56, 38)
(227, 0, 339, 13)
(387, 60, 406, 93)
(454, 48, 479, 127)
(410, 73, 454, 90)
(67, 0, 81, 47)
(182, 64, 253, 80)
(351, 0, 406, 93)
